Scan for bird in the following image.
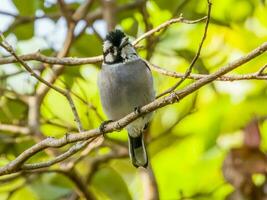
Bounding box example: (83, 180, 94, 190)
(97, 29, 155, 168)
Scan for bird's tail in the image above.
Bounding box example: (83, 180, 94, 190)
(128, 133, 148, 168)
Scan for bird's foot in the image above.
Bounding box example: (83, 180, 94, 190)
(65, 133, 70, 142)
(134, 106, 141, 114)
(99, 120, 114, 134)
(143, 123, 149, 131)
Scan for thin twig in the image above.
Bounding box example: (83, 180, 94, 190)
(0, 124, 30, 135)
(72, 0, 95, 21)
(257, 64, 267, 75)
(142, 0, 192, 58)
(0, 34, 83, 133)
(157, 0, 212, 98)
(0, 16, 207, 66)
(146, 61, 267, 81)
(0, 10, 60, 21)
(21, 139, 94, 170)
(1, 52, 266, 82)
(139, 165, 159, 200)
(62, 136, 104, 170)
(132, 16, 207, 46)
(101, 0, 116, 31)
(0, 52, 103, 65)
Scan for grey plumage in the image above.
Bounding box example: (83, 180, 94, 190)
(97, 30, 155, 167)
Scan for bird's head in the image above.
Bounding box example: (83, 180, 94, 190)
(103, 29, 137, 64)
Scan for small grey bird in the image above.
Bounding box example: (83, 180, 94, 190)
(97, 30, 155, 168)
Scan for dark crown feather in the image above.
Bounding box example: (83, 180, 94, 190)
(105, 29, 126, 47)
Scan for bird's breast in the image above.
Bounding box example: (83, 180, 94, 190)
(98, 60, 155, 120)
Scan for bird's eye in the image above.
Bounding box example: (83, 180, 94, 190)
(105, 47, 114, 54)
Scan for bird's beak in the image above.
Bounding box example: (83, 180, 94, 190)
(120, 37, 129, 49)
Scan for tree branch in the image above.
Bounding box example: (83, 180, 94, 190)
(0, 16, 206, 66)
(132, 16, 207, 46)
(157, 0, 212, 98)
(145, 61, 267, 81)
(72, 0, 95, 22)
(0, 34, 83, 133)
(0, 41, 266, 176)
(101, 0, 116, 31)
(139, 165, 159, 200)
(0, 51, 103, 65)
(0, 124, 30, 135)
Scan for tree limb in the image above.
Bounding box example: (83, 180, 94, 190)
(157, 0, 212, 98)
(0, 41, 266, 176)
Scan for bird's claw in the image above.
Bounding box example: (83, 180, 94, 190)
(99, 120, 114, 134)
(134, 106, 141, 114)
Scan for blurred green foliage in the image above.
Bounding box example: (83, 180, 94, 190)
(1, 0, 267, 199)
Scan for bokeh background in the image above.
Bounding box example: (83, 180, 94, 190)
(0, 0, 267, 199)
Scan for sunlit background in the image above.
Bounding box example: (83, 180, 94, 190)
(0, 0, 267, 199)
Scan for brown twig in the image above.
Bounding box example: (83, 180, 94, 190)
(0, 34, 83, 133)
(85, 149, 128, 184)
(257, 64, 267, 75)
(0, 87, 28, 103)
(84, 0, 146, 24)
(0, 124, 30, 135)
(1, 52, 266, 82)
(72, 0, 95, 21)
(0, 66, 44, 80)
(62, 136, 104, 170)
(157, 0, 212, 98)
(142, 0, 192, 59)
(178, 183, 225, 200)
(0, 16, 206, 67)
(139, 0, 153, 59)
(36, 22, 76, 100)
(132, 16, 207, 46)
(0, 52, 103, 65)
(0, 10, 60, 20)
(21, 139, 93, 170)
(146, 61, 267, 81)
(101, 0, 116, 31)
(62, 169, 96, 200)
(58, 0, 72, 22)
(139, 165, 159, 200)
(70, 89, 104, 121)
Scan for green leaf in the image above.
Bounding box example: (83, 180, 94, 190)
(153, 0, 182, 13)
(11, 23, 34, 40)
(10, 186, 37, 200)
(121, 18, 139, 37)
(92, 167, 132, 200)
(71, 34, 102, 57)
(10, 0, 44, 40)
(0, 97, 27, 124)
(30, 182, 71, 200)
(49, 174, 74, 189)
(225, 0, 254, 23)
(61, 66, 83, 89)
(13, 0, 37, 15)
